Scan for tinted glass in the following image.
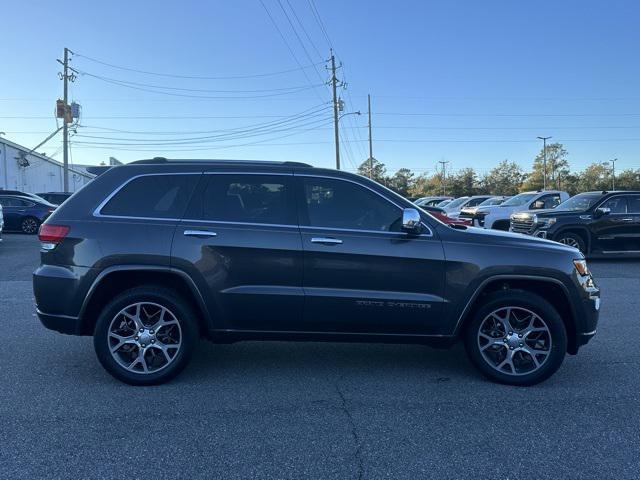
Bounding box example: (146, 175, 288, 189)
(195, 174, 293, 225)
(303, 178, 401, 232)
(539, 194, 562, 209)
(0, 197, 19, 207)
(466, 197, 489, 207)
(0, 197, 31, 207)
(601, 196, 628, 214)
(628, 196, 640, 213)
(101, 174, 199, 219)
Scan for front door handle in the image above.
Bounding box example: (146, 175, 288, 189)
(617, 218, 634, 222)
(184, 230, 217, 238)
(311, 237, 343, 245)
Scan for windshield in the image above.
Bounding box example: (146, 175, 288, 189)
(479, 197, 505, 207)
(501, 193, 538, 206)
(555, 193, 602, 212)
(443, 197, 469, 209)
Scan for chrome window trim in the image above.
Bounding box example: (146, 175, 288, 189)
(295, 173, 434, 237)
(93, 172, 202, 219)
(180, 218, 298, 229)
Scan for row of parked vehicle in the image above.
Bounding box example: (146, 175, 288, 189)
(0, 190, 72, 237)
(413, 189, 640, 257)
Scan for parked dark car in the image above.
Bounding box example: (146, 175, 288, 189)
(0, 189, 47, 203)
(510, 190, 640, 257)
(36, 192, 73, 205)
(0, 194, 56, 234)
(34, 159, 600, 386)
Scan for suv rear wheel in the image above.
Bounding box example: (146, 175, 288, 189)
(464, 290, 567, 386)
(93, 286, 199, 385)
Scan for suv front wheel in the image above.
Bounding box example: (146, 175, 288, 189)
(464, 290, 567, 386)
(93, 286, 199, 385)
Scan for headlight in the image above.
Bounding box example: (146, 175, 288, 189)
(573, 259, 590, 276)
(536, 217, 556, 227)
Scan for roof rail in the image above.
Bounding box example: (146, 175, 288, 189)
(127, 158, 312, 167)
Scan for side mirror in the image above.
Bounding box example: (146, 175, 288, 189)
(594, 207, 611, 218)
(530, 200, 545, 210)
(402, 208, 422, 234)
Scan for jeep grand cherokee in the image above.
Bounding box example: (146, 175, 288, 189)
(33, 159, 600, 386)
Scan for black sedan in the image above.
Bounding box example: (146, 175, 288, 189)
(0, 194, 56, 234)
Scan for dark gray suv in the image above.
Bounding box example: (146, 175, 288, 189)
(33, 159, 600, 386)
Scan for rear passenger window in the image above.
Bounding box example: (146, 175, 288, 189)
(100, 174, 199, 219)
(192, 174, 294, 225)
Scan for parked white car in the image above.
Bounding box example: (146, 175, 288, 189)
(444, 195, 496, 219)
(476, 190, 570, 230)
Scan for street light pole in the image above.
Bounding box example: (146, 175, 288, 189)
(367, 94, 373, 179)
(537, 136, 552, 190)
(611, 158, 617, 190)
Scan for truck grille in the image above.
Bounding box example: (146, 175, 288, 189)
(510, 218, 535, 234)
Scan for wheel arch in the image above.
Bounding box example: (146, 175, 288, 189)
(454, 275, 579, 354)
(78, 266, 212, 337)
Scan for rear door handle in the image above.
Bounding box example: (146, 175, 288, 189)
(618, 218, 634, 222)
(311, 237, 343, 245)
(184, 230, 217, 238)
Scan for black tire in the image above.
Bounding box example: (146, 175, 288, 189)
(21, 216, 40, 234)
(555, 232, 586, 254)
(93, 286, 199, 386)
(463, 290, 567, 386)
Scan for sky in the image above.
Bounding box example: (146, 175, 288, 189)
(1, 0, 640, 176)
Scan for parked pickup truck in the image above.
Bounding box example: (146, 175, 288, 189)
(474, 190, 570, 230)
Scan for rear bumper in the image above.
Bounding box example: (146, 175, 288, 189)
(36, 309, 81, 335)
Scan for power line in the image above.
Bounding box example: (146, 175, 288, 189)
(76, 69, 323, 99)
(73, 51, 324, 80)
(307, 0, 334, 51)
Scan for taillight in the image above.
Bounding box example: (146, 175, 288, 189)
(38, 224, 69, 248)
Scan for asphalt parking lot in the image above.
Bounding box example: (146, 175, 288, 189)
(1, 234, 639, 479)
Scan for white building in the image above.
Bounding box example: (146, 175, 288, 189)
(0, 137, 94, 193)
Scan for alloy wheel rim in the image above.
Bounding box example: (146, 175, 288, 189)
(107, 302, 182, 374)
(477, 306, 552, 376)
(22, 218, 38, 233)
(558, 237, 580, 249)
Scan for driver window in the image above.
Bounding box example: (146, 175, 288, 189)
(601, 196, 628, 214)
(303, 178, 401, 232)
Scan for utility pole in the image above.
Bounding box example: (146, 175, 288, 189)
(611, 158, 617, 190)
(57, 48, 75, 192)
(367, 94, 373, 178)
(537, 136, 551, 190)
(330, 50, 341, 170)
(439, 160, 449, 195)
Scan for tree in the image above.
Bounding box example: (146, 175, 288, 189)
(357, 157, 386, 183)
(521, 143, 570, 191)
(387, 168, 415, 197)
(615, 169, 640, 190)
(575, 163, 610, 192)
(447, 168, 479, 197)
(408, 173, 442, 197)
(480, 160, 525, 195)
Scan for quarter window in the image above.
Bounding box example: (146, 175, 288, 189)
(302, 177, 401, 232)
(100, 174, 199, 219)
(194, 174, 294, 225)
